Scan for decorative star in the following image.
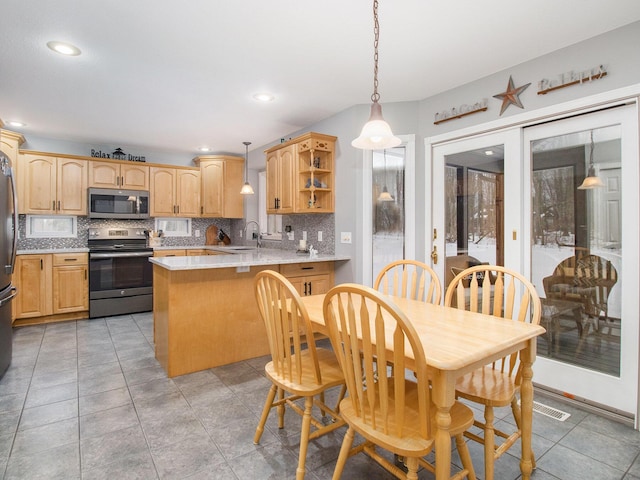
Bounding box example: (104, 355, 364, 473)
(493, 76, 531, 115)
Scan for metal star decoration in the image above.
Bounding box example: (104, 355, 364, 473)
(493, 76, 531, 115)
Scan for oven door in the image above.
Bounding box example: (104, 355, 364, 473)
(89, 250, 153, 317)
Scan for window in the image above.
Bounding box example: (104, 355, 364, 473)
(154, 218, 191, 237)
(25, 215, 77, 238)
(258, 171, 282, 240)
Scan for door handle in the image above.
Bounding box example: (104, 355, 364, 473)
(430, 245, 438, 265)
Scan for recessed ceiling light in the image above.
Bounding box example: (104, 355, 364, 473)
(7, 121, 25, 127)
(47, 41, 81, 56)
(253, 93, 275, 102)
(198, 147, 211, 152)
(484, 150, 494, 156)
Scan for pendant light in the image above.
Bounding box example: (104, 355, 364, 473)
(377, 150, 394, 202)
(577, 130, 604, 190)
(352, 0, 401, 150)
(240, 141, 255, 195)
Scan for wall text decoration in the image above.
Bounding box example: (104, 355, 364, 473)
(90, 147, 146, 162)
(538, 64, 607, 95)
(434, 98, 488, 125)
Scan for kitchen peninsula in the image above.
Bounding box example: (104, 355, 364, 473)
(150, 248, 350, 377)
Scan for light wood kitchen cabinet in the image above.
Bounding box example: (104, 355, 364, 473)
(52, 253, 88, 314)
(88, 160, 149, 190)
(280, 261, 334, 296)
(153, 249, 186, 257)
(265, 144, 295, 214)
(18, 153, 87, 215)
(193, 155, 244, 218)
(13, 253, 88, 323)
(264, 132, 336, 214)
(150, 166, 200, 217)
(0, 129, 25, 167)
(13, 254, 51, 319)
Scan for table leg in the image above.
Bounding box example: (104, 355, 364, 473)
(519, 339, 535, 479)
(431, 372, 455, 480)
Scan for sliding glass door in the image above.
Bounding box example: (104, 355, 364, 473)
(524, 105, 638, 417)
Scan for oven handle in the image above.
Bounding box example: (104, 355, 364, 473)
(89, 251, 154, 259)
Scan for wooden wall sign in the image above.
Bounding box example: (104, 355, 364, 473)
(434, 98, 488, 125)
(538, 64, 607, 95)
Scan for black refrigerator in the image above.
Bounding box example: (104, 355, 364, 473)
(0, 150, 18, 380)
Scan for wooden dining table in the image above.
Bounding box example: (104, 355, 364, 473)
(300, 293, 546, 480)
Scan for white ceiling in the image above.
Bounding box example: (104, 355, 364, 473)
(1, 0, 640, 158)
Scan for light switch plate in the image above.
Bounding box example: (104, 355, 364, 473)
(340, 232, 352, 244)
(318, 231, 323, 242)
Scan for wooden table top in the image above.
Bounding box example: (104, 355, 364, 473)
(301, 293, 546, 372)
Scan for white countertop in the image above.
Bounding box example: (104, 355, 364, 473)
(150, 248, 350, 271)
(17, 248, 89, 255)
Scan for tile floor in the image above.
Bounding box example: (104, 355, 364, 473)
(1, 313, 640, 479)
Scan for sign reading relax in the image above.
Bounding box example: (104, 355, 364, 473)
(90, 147, 146, 162)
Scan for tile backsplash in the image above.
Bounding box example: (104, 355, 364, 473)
(17, 214, 335, 254)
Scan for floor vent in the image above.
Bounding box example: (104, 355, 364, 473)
(532, 401, 571, 421)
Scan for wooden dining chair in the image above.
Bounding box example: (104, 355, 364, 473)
(444, 265, 541, 480)
(374, 259, 442, 305)
(324, 283, 476, 480)
(253, 270, 346, 480)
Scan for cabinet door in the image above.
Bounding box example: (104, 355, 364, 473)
(150, 167, 176, 216)
(57, 158, 87, 215)
(20, 154, 56, 214)
(288, 274, 332, 297)
(121, 164, 149, 190)
(88, 161, 120, 188)
(176, 169, 201, 217)
(52, 265, 88, 313)
(278, 146, 296, 213)
(13, 255, 52, 318)
(266, 151, 280, 214)
(201, 161, 224, 217)
(223, 158, 244, 218)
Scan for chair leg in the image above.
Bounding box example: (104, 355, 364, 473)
(254, 384, 278, 444)
(277, 387, 285, 429)
(296, 396, 314, 480)
(405, 456, 419, 480)
(511, 397, 536, 469)
(483, 406, 495, 480)
(332, 426, 355, 480)
(455, 433, 476, 480)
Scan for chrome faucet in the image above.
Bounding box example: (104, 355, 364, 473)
(243, 220, 262, 248)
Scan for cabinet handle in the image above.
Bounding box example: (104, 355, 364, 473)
(64, 258, 78, 262)
(176, 205, 180, 214)
(121, 176, 124, 186)
(52, 200, 56, 210)
(40, 259, 43, 270)
(201, 206, 203, 214)
(308, 282, 312, 295)
(57, 201, 61, 211)
(302, 266, 314, 270)
(303, 282, 308, 296)
(85, 269, 87, 280)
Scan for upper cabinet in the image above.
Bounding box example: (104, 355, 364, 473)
(0, 129, 25, 167)
(150, 166, 200, 217)
(264, 132, 336, 214)
(18, 153, 87, 215)
(193, 155, 244, 218)
(88, 160, 149, 190)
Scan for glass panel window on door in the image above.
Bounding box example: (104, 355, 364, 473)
(531, 125, 621, 376)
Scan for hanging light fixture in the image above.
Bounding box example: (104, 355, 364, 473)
(352, 0, 401, 150)
(377, 150, 394, 202)
(578, 130, 604, 190)
(240, 141, 255, 195)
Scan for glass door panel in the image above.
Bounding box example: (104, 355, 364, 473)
(525, 105, 638, 417)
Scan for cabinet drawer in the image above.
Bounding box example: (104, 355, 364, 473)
(280, 262, 332, 277)
(52, 253, 87, 266)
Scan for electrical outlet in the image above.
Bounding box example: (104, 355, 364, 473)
(318, 231, 323, 242)
(340, 232, 352, 244)
(195, 229, 200, 237)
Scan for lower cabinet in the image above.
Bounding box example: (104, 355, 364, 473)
(280, 262, 334, 297)
(13, 253, 88, 323)
(153, 249, 186, 257)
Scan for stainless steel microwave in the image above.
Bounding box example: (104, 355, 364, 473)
(88, 188, 150, 219)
